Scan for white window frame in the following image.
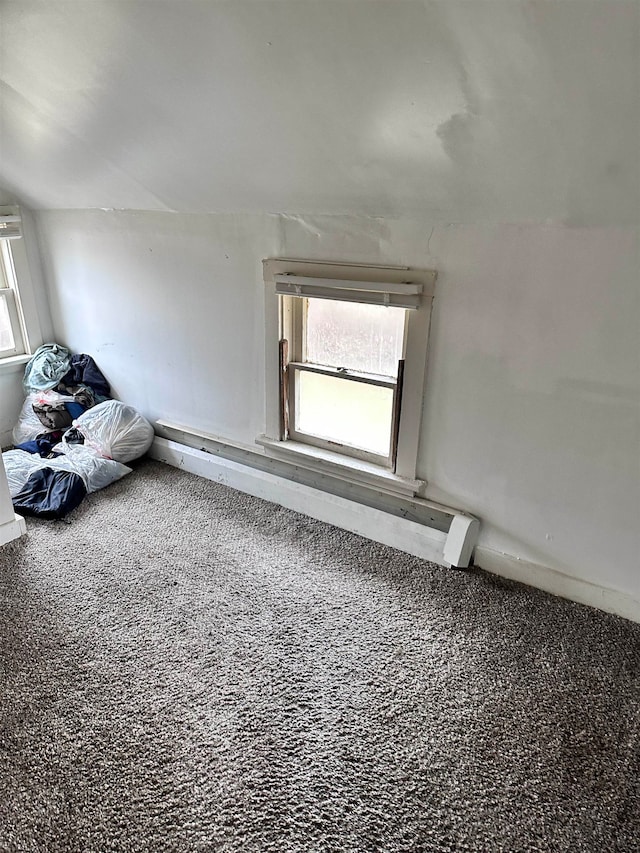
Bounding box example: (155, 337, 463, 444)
(283, 293, 407, 469)
(0, 206, 44, 369)
(260, 259, 437, 498)
(0, 240, 27, 358)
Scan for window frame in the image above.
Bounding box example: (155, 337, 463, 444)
(0, 240, 27, 358)
(261, 259, 436, 497)
(283, 293, 407, 468)
(0, 206, 45, 370)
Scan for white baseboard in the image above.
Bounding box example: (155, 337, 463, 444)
(0, 513, 26, 546)
(149, 437, 473, 566)
(474, 546, 640, 624)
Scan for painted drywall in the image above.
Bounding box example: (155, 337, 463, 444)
(0, 1, 638, 224)
(37, 211, 280, 441)
(36, 210, 640, 602)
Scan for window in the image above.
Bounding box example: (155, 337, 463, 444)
(0, 241, 27, 358)
(0, 208, 28, 360)
(287, 297, 406, 467)
(261, 259, 436, 496)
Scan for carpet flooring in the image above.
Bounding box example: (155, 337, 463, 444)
(0, 458, 639, 852)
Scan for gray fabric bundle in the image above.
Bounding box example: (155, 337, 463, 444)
(22, 342, 71, 392)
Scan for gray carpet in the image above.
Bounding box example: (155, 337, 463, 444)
(0, 459, 638, 853)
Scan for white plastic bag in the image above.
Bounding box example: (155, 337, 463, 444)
(2, 446, 131, 497)
(44, 445, 131, 493)
(2, 449, 43, 496)
(12, 390, 77, 445)
(12, 394, 50, 445)
(73, 400, 154, 463)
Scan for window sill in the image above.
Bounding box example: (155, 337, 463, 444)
(256, 435, 425, 499)
(0, 353, 30, 374)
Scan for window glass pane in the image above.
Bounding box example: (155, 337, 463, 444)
(0, 294, 15, 352)
(305, 299, 405, 377)
(295, 370, 393, 457)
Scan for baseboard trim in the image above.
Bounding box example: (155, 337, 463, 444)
(149, 437, 471, 566)
(474, 546, 640, 624)
(0, 513, 26, 546)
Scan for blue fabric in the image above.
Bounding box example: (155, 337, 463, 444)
(59, 354, 111, 399)
(12, 468, 87, 519)
(15, 433, 64, 457)
(14, 440, 42, 455)
(23, 343, 71, 392)
(64, 402, 86, 420)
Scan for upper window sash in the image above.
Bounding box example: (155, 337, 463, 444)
(0, 240, 16, 289)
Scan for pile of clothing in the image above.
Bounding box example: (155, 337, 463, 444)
(3, 343, 154, 519)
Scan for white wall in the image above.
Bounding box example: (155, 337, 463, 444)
(37, 212, 280, 440)
(36, 210, 640, 602)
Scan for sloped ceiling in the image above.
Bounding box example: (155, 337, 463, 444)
(0, 0, 638, 223)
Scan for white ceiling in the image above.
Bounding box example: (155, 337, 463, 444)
(0, 0, 638, 223)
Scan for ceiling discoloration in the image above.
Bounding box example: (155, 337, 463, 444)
(0, 1, 637, 224)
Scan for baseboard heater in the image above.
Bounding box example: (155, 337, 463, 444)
(150, 426, 480, 569)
